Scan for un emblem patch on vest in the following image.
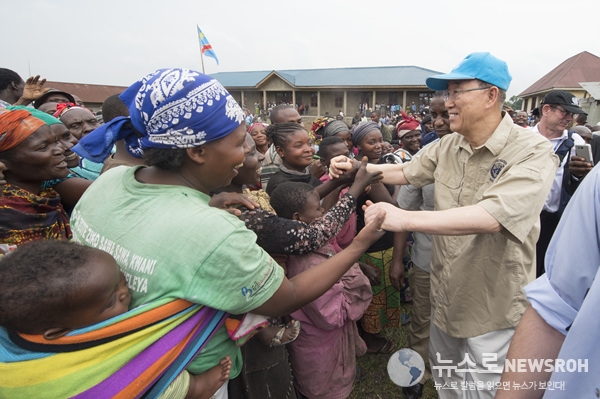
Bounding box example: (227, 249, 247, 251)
(490, 160, 507, 182)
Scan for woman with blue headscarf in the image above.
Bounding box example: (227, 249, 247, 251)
(70, 69, 385, 398)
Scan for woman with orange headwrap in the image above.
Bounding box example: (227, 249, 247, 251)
(0, 109, 72, 246)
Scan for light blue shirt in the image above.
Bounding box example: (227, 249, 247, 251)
(524, 164, 600, 397)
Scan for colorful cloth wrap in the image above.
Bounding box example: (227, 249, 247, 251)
(310, 116, 335, 145)
(72, 68, 245, 162)
(0, 298, 267, 399)
(0, 184, 71, 246)
(359, 248, 401, 333)
(0, 109, 46, 152)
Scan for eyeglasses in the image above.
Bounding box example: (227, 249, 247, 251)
(442, 86, 491, 102)
(550, 106, 574, 119)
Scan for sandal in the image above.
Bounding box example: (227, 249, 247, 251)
(270, 319, 301, 347)
(367, 338, 395, 354)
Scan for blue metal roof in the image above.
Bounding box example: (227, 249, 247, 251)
(211, 66, 444, 88)
(208, 70, 271, 87)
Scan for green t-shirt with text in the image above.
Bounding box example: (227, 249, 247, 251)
(71, 166, 284, 376)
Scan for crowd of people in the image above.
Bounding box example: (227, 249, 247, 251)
(0, 51, 598, 399)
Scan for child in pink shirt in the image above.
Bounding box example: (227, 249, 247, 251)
(269, 182, 372, 399)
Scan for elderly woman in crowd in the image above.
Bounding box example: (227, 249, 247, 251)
(396, 125, 422, 156)
(52, 103, 104, 179)
(394, 112, 423, 156)
(54, 102, 100, 140)
(70, 69, 384, 398)
(0, 109, 71, 246)
(4, 107, 94, 210)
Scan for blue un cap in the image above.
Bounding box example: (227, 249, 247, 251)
(426, 52, 512, 91)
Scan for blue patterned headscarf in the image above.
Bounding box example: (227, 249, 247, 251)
(123, 68, 244, 149)
(72, 68, 244, 162)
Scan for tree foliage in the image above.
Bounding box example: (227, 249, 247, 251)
(506, 95, 523, 110)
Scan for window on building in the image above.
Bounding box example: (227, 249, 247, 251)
(334, 92, 343, 108)
(310, 92, 318, 107)
(419, 92, 433, 110)
(275, 92, 292, 105)
(389, 92, 398, 105)
(360, 92, 371, 104)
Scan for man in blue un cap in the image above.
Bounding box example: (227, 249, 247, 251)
(330, 52, 559, 398)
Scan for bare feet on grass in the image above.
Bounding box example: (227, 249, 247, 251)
(185, 356, 231, 399)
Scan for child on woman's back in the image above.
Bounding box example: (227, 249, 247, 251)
(0, 239, 230, 399)
(269, 182, 373, 399)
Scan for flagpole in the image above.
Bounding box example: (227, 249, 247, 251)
(197, 25, 205, 74)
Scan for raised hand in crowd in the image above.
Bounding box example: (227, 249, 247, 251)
(13, 75, 50, 106)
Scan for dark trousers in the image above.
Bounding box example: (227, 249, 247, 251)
(536, 210, 562, 277)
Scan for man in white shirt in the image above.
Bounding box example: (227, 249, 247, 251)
(533, 90, 593, 277)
